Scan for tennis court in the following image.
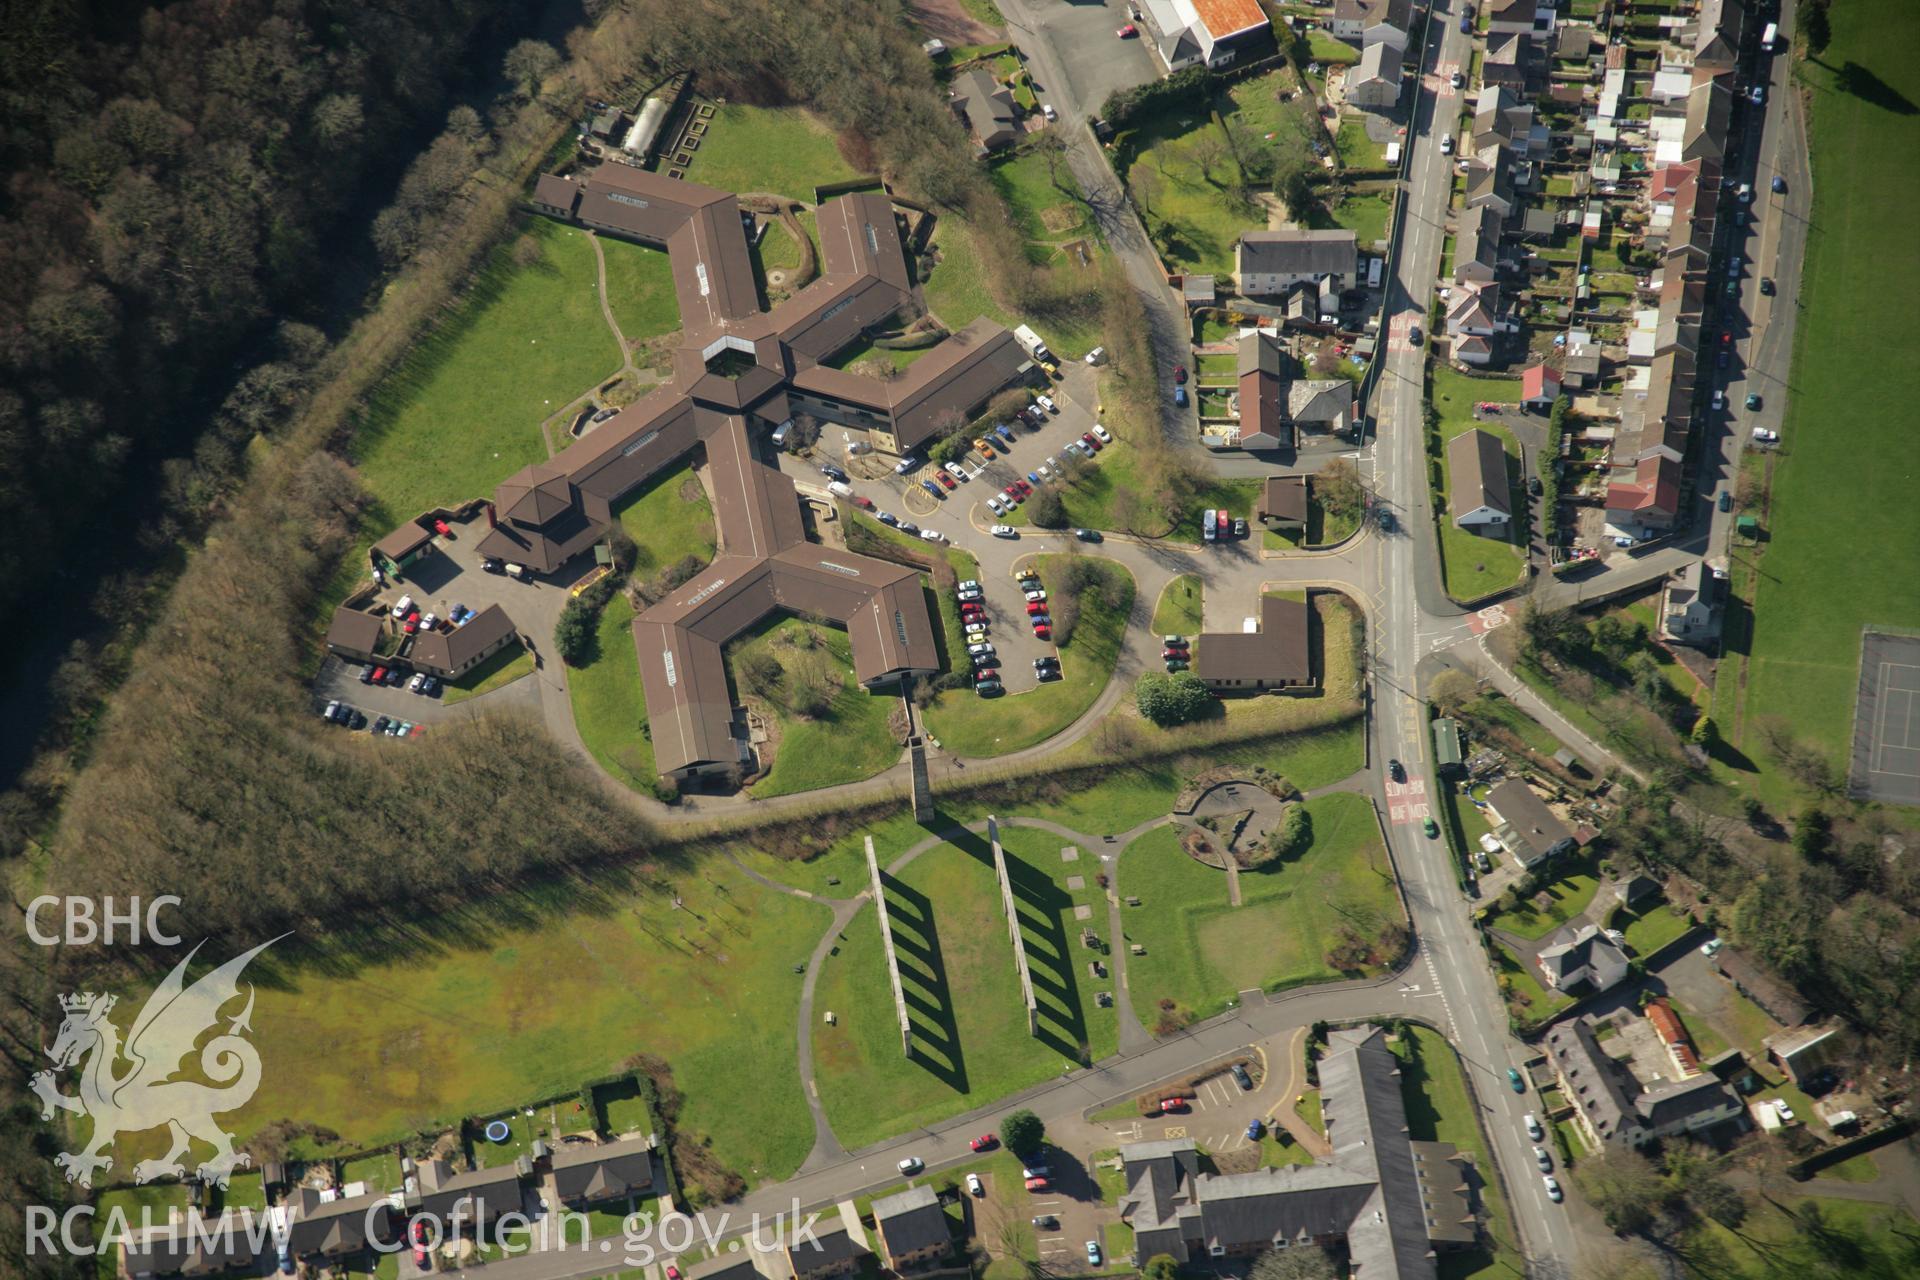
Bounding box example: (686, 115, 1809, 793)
(1849, 631, 1920, 805)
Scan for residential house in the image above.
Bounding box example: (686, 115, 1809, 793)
(1484, 780, 1574, 868)
(1455, 334, 1494, 366)
(1482, 32, 1530, 91)
(688, 1250, 779, 1280)
(1259, 475, 1309, 532)
(286, 1187, 391, 1263)
(1119, 1025, 1475, 1273)
(1659, 558, 1722, 646)
(1237, 230, 1358, 296)
(1520, 363, 1562, 409)
(1329, 0, 1414, 49)
(1446, 429, 1510, 530)
(784, 1204, 871, 1280)
(949, 68, 1019, 152)
(1690, 0, 1747, 76)
(1605, 456, 1683, 533)
(1536, 924, 1631, 994)
(1645, 998, 1706, 1076)
(1561, 337, 1602, 388)
(1446, 280, 1500, 343)
(1712, 951, 1814, 1027)
(1195, 594, 1312, 692)
(871, 1185, 952, 1272)
(1682, 79, 1733, 163)
(1453, 205, 1502, 286)
(1613, 874, 1662, 912)
(1555, 23, 1595, 63)
(1465, 151, 1515, 217)
(1470, 85, 1534, 154)
(407, 1158, 526, 1235)
(549, 1133, 660, 1207)
(1486, 0, 1554, 37)
(119, 1213, 263, 1280)
(1545, 1018, 1742, 1151)
(1346, 40, 1405, 110)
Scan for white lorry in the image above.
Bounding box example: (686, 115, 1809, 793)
(1013, 324, 1051, 362)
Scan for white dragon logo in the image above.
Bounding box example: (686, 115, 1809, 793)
(30, 937, 283, 1189)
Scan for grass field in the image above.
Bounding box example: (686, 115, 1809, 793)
(1430, 367, 1526, 601)
(568, 594, 658, 792)
(677, 103, 862, 203)
(813, 832, 1116, 1149)
(613, 463, 716, 574)
(923, 556, 1133, 756)
(354, 219, 620, 522)
(597, 237, 682, 344)
(1393, 1028, 1526, 1279)
(1494, 940, 1572, 1027)
(227, 856, 829, 1185)
(1123, 793, 1399, 1028)
(1334, 116, 1387, 169)
(1484, 856, 1599, 940)
(1319, 190, 1393, 246)
(1153, 574, 1204, 635)
(1681, 1192, 1917, 1278)
(1725, 4, 1920, 807)
(922, 213, 1100, 359)
(441, 642, 534, 704)
(990, 148, 1092, 247)
(734, 617, 902, 797)
(1612, 898, 1694, 958)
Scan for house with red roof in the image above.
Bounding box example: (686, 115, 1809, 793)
(1520, 363, 1562, 409)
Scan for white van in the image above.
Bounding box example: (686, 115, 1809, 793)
(1760, 21, 1778, 51)
(1203, 508, 1218, 542)
(827, 480, 854, 499)
(771, 420, 793, 450)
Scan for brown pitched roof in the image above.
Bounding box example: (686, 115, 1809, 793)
(410, 604, 518, 674)
(325, 606, 385, 655)
(1447, 429, 1511, 521)
(1260, 475, 1309, 524)
(551, 1134, 658, 1204)
(1196, 595, 1310, 683)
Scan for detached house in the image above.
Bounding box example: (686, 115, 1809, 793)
(1237, 230, 1358, 296)
(950, 68, 1019, 152)
(1537, 924, 1631, 994)
(1484, 780, 1574, 868)
(549, 1133, 660, 1207)
(1329, 0, 1414, 49)
(1447, 429, 1511, 530)
(1346, 41, 1405, 110)
(1545, 1019, 1741, 1151)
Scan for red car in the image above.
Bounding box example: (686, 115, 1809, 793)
(1116, 22, 1137, 37)
(404, 611, 421, 634)
(1013, 479, 1033, 496)
(432, 518, 452, 537)
(411, 1219, 430, 1267)
(853, 495, 876, 510)
(1080, 432, 1100, 451)
(666, 1267, 682, 1280)
(936, 471, 956, 490)
(1025, 1176, 1051, 1192)
(974, 668, 1000, 682)
(370, 666, 388, 684)
(1158, 1097, 1189, 1114)
(1162, 648, 1187, 660)
(970, 1134, 998, 1152)
(1033, 624, 1052, 641)
(1027, 601, 1048, 616)
(1173, 363, 1188, 384)
(1216, 510, 1231, 537)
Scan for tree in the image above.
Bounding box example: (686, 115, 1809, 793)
(1028, 487, 1067, 529)
(1685, 1174, 1747, 1229)
(739, 650, 783, 699)
(502, 40, 560, 97)
(1690, 714, 1717, 747)
(1574, 1149, 1672, 1234)
(1188, 131, 1229, 185)
(1315, 457, 1365, 517)
(555, 600, 597, 666)
(1143, 1256, 1181, 1280)
(1000, 1109, 1044, 1154)
(1804, 1, 1831, 55)
(1135, 672, 1213, 727)
(1428, 669, 1476, 715)
(1249, 1244, 1339, 1280)
(1128, 165, 1162, 218)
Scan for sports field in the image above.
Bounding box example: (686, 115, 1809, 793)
(1733, 4, 1920, 808)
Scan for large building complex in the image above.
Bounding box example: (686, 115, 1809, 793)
(503, 163, 1034, 778)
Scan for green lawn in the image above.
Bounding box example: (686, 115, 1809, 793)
(1486, 857, 1600, 940)
(734, 617, 902, 797)
(611, 462, 716, 576)
(1304, 29, 1361, 65)
(1494, 940, 1573, 1027)
(813, 833, 1117, 1149)
(1818, 1150, 1880, 1183)
(1169, 477, 1265, 544)
(923, 556, 1133, 756)
(1682, 1193, 1917, 1278)
(441, 642, 534, 704)
(1463, 693, 1566, 759)
(989, 148, 1093, 246)
(1320, 190, 1393, 246)
(1430, 367, 1526, 601)
(1613, 899, 1694, 958)
(354, 218, 620, 523)
(1123, 793, 1400, 1029)
(922, 213, 1100, 358)
(1333, 116, 1387, 169)
(1729, 2, 1920, 808)
(228, 855, 830, 1185)
(678, 103, 863, 202)
(1152, 574, 1203, 635)
(1393, 1028, 1527, 1279)
(597, 236, 682, 344)
(824, 336, 935, 374)
(568, 594, 659, 794)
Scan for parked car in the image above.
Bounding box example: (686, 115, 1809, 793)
(936, 470, 957, 490)
(1090, 423, 1113, 444)
(898, 521, 920, 536)
(974, 668, 999, 684)
(995, 424, 1016, 447)
(1745, 392, 1762, 410)
(971, 1134, 997, 1152)
(1760, 277, 1775, 295)
(373, 715, 390, 734)
(876, 511, 898, 526)
(922, 479, 943, 499)
(895, 455, 922, 475)
(323, 699, 341, 721)
(1753, 427, 1779, 443)
(1424, 817, 1440, 838)
(1080, 431, 1101, 452)
(987, 496, 1007, 516)
(1025, 588, 1047, 603)
(967, 642, 996, 658)
(1388, 758, 1405, 781)
(1025, 1176, 1050, 1192)
(1158, 1096, 1188, 1114)
(1771, 174, 1787, 194)
(1543, 1175, 1563, 1203)
(1033, 623, 1052, 640)
(1230, 1063, 1253, 1090)
(1232, 517, 1248, 539)
(1773, 1098, 1795, 1122)
(1719, 490, 1733, 512)
(1165, 657, 1188, 672)
(991, 525, 1018, 538)
(1041, 103, 1057, 122)
(1701, 937, 1724, 957)
(1440, 132, 1454, 155)
(821, 463, 849, 483)
(1035, 394, 1058, 414)
(1525, 1113, 1543, 1141)
(412, 1219, 430, 1267)
(1508, 1068, 1526, 1094)
(920, 528, 945, 543)
(898, 1157, 924, 1175)
(1533, 1145, 1552, 1172)
(1164, 635, 1189, 648)
(1031, 1215, 1058, 1230)
(1075, 528, 1102, 542)
(1173, 363, 1188, 384)
(1246, 1118, 1265, 1141)
(1450, 70, 1464, 89)
(1116, 22, 1137, 37)
(958, 579, 981, 592)
(1174, 386, 1188, 408)
(967, 1173, 986, 1197)
(1085, 1241, 1102, 1267)
(1027, 602, 1048, 617)
(1203, 508, 1217, 543)
(1162, 648, 1186, 661)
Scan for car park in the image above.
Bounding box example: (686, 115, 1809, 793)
(991, 525, 1018, 538)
